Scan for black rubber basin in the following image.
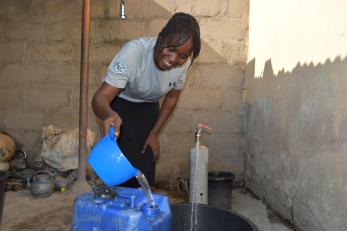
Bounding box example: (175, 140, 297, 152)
(171, 203, 258, 231)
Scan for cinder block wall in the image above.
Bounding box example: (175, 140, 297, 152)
(0, 0, 248, 186)
(0, 0, 83, 159)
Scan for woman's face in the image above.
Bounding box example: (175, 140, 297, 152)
(155, 36, 193, 71)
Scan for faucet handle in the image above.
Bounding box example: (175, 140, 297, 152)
(197, 123, 212, 133)
(194, 122, 212, 136)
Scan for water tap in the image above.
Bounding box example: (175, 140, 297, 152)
(194, 122, 212, 146)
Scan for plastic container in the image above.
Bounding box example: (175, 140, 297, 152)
(0, 171, 8, 224)
(87, 126, 138, 186)
(72, 187, 172, 231)
(208, 171, 235, 209)
(189, 123, 212, 204)
(189, 145, 208, 204)
(171, 203, 257, 231)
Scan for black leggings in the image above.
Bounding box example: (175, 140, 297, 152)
(110, 97, 159, 187)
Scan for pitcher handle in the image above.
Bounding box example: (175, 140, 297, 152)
(109, 124, 116, 140)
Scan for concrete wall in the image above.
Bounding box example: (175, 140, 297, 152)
(0, 0, 248, 186)
(245, 0, 347, 230)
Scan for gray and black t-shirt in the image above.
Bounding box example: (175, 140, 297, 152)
(104, 37, 191, 103)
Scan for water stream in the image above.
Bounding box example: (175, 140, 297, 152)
(189, 145, 200, 230)
(189, 203, 198, 231)
(135, 171, 157, 208)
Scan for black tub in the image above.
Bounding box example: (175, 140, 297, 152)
(171, 203, 257, 231)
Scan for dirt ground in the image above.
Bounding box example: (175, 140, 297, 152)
(2, 190, 74, 231)
(1, 188, 185, 231)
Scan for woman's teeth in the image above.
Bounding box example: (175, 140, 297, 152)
(164, 60, 172, 68)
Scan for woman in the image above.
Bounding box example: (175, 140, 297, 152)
(92, 12, 201, 187)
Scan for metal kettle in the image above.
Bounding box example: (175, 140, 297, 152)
(27, 171, 55, 198)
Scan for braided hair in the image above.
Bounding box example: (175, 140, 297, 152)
(154, 12, 201, 65)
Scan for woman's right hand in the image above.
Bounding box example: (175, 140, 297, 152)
(102, 112, 122, 137)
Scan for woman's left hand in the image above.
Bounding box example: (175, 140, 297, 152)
(142, 130, 160, 162)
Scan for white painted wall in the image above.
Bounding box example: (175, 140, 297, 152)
(249, 0, 347, 77)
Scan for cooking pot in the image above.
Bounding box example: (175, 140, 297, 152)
(9, 149, 27, 170)
(27, 171, 54, 198)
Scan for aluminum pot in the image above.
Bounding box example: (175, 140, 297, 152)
(28, 171, 54, 198)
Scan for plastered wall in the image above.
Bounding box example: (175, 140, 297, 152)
(246, 58, 347, 231)
(245, 0, 347, 230)
(0, 0, 249, 186)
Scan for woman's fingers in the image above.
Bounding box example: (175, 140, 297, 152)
(102, 113, 122, 137)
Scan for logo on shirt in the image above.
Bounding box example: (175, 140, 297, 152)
(169, 82, 177, 87)
(113, 60, 127, 73)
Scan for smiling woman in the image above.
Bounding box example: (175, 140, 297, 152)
(92, 12, 201, 187)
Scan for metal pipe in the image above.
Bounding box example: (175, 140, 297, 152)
(120, 0, 127, 19)
(76, 0, 91, 190)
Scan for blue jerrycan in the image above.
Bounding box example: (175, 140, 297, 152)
(72, 187, 172, 231)
(87, 126, 138, 186)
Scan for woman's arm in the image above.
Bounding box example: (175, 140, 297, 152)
(142, 89, 181, 161)
(92, 82, 123, 137)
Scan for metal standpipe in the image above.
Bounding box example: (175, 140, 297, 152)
(74, 0, 91, 193)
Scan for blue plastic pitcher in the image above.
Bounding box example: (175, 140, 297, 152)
(87, 126, 138, 186)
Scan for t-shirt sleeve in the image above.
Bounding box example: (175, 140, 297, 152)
(173, 59, 191, 90)
(103, 40, 142, 88)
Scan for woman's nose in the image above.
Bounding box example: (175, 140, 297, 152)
(169, 53, 178, 65)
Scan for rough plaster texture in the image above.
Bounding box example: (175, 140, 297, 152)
(0, 0, 248, 186)
(245, 57, 347, 231)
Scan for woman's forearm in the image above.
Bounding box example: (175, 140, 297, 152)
(92, 82, 123, 120)
(92, 82, 124, 136)
(92, 92, 115, 120)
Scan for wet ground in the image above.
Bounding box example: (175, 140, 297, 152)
(231, 189, 295, 231)
(1, 187, 294, 231)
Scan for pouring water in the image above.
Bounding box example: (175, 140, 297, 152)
(135, 171, 157, 208)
